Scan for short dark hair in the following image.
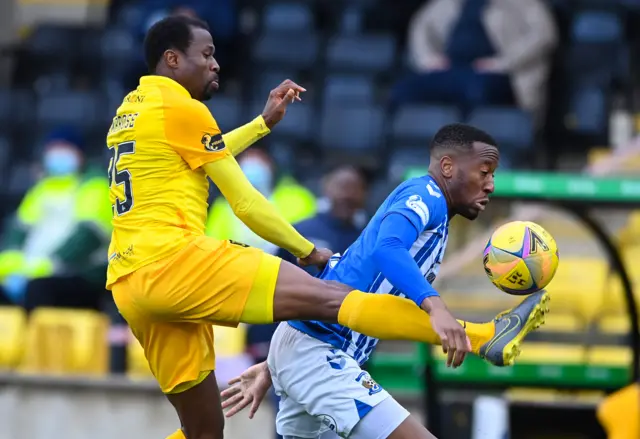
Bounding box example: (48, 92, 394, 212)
(430, 123, 498, 154)
(143, 15, 210, 72)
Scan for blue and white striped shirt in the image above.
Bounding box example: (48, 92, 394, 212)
(289, 175, 449, 365)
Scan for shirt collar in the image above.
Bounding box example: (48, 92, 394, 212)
(140, 75, 191, 98)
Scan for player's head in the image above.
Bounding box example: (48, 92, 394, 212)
(144, 15, 219, 101)
(428, 123, 499, 220)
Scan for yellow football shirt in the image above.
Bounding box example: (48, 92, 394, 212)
(106, 75, 230, 289)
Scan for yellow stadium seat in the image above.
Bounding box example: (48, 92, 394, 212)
(546, 258, 608, 322)
(518, 343, 586, 364)
(21, 308, 109, 376)
(538, 312, 585, 333)
(0, 306, 27, 369)
(214, 324, 247, 358)
(587, 346, 632, 367)
(597, 315, 631, 335)
(126, 336, 153, 379)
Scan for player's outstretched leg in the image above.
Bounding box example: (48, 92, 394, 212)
(479, 289, 550, 366)
(242, 259, 494, 359)
(242, 259, 548, 366)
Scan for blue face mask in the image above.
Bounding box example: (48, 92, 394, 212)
(241, 161, 273, 196)
(44, 150, 80, 176)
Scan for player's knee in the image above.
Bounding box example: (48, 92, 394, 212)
(315, 280, 351, 318)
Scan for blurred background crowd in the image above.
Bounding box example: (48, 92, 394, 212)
(0, 0, 640, 438)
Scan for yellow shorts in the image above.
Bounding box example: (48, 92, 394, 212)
(111, 236, 281, 394)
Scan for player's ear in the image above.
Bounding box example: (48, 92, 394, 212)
(440, 155, 453, 179)
(164, 49, 179, 69)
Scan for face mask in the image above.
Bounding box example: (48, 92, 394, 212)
(44, 150, 80, 176)
(241, 160, 273, 196)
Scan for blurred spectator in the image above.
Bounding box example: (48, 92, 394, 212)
(0, 127, 112, 314)
(276, 165, 369, 277)
(391, 0, 557, 120)
(206, 148, 317, 253)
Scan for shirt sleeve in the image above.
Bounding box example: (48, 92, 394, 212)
(163, 98, 231, 170)
(372, 212, 439, 306)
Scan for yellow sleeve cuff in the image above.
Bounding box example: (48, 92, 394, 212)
(222, 115, 271, 157)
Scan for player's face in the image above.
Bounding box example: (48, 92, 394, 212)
(452, 142, 499, 220)
(182, 27, 220, 101)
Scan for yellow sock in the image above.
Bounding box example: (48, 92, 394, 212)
(166, 429, 186, 439)
(460, 321, 496, 354)
(337, 291, 495, 354)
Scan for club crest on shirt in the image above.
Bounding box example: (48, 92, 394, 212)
(355, 371, 382, 395)
(201, 133, 226, 152)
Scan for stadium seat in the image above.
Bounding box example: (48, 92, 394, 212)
(262, 2, 313, 32)
(24, 25, 78, 70)
(323, 75, 375, 105)
(251, 100, 313, 141)
(546, 257, 609, 322)
(518, 343, 586, 364)
(388, 147, 431, 182)
(0, 137, 11, 184)
(100, 27, 137, 79)
(250, 70, 300, 102)
(37, 92, 103, 133)
(326, 34, 396, 74)
(571, 11, 623, 43)
(0, 307, 27, 369)
(565, 85, 608, 137)
(205, 95, 242, 133)
(127, 338, 153, 378)
(320, 105, 385, 152)
(538, 312, 585, 334)
(21, 308, 109, 376)
(7, 162, 36, 197)
(253, 33, 319, 70)
(391, 105, 461, 144)
(587, 346, 632, 367)
(596, 314, 630, 335)
(0, 89, 35, 128)
(466, 107, 534, 151)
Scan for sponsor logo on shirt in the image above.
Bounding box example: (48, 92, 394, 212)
(201, 133, 226, 152)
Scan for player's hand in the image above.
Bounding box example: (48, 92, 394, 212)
(298, 247, 333, 269)
(261, 79, 306, 130)
(221, 361, 273, 419)
(422, 297, 471, 368)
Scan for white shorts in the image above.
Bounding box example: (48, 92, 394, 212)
(267, 323, 410, 439)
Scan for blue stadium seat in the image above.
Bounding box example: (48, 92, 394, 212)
(0, 137, 10, 185)
(251, 70, 299, 102)
(326, 34, 396, 74)
(571, 11, 623, 43)
(26, 25, 76, 55)
(391, 105, 462, 144)
(253, 33, 319, 69)
(205, 95, 243, 133)
(101, 28, 137, 78)
(324, 75, 374, 105)
(37, 92, 103, 132)
(388, 147, 431, 182)
(250, 101, 313, 141)
(567, 86, 608, 137)
(320, 105, 385, 151)
(263, 3, 313, 33)
(467, 107, 534, 151)
(7, 162, 36, 198)
(0, 89, 34, 128)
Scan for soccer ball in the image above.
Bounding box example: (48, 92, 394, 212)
(483, 221, 559, 295)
